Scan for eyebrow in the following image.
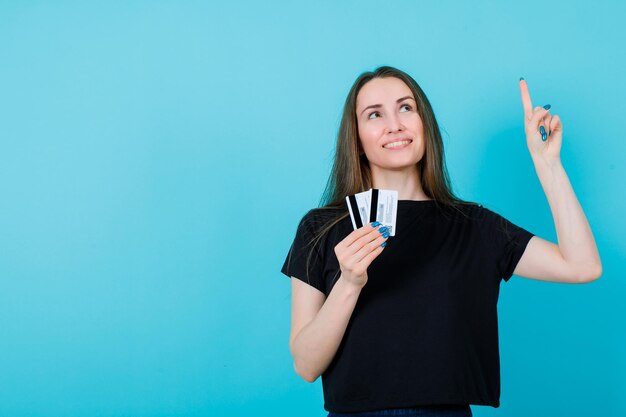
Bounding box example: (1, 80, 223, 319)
(360, 96, 415, 116)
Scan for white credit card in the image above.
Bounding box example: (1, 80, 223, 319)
(345, 190, 371, 230)
(370, 189, 398, 236)
(346, 188, 398, 236)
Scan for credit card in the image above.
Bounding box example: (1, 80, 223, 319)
(345, 190, 371, 229)
(370, 188, 398, 236)
(346, 188, 398, 236)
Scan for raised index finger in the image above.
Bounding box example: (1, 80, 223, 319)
(519, 78, 533, 120)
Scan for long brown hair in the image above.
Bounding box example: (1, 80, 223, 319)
(295, 65, 482, 289)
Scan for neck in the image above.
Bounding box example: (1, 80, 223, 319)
(370, 164, 430, 200)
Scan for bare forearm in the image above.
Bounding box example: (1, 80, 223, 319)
(290, 275, 362, 382)
(532, 156, 602, 278)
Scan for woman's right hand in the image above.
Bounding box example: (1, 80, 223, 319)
(334, 222, 389, 289)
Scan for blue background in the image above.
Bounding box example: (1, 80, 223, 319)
(1, 1, 624, 416)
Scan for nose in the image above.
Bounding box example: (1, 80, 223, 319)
(385, 113, 403, 133)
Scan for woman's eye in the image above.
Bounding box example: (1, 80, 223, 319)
(368, 105, 412, 119)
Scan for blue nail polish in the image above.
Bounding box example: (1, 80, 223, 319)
(379, 226, 388, 233)
(520, 77, 524, 81)
(539, 126, 546, 135)
(543, 104, 551, 110)
(382, 232, 390, 238)
(542, 134, 547, 141)
(381, 241, 387, 247)
(371, 221, 380, 227)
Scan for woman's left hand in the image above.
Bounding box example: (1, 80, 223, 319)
(519, 78, 562, 163)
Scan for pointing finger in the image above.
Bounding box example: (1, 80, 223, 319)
(519, 78, 533, 121)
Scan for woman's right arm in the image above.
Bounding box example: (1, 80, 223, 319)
(289, 222, 389, 382)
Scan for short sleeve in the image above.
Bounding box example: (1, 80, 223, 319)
(280, 209, 327, 294)
(477, 206, 535, 282)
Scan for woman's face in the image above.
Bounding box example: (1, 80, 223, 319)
(355, 77, 425, 171)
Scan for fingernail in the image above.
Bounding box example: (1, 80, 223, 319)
(382, 232, 390, 238)
(381, 241, 387, 247)
(543, 104, 551, 110)
(371, 221, 380, 227)
(379, 226, 388, 233)
(539, 126, 546, 135)
(520, 77, 524, 81)
(542, 133, 547, 141)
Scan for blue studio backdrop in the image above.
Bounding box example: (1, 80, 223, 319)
(0, 1, 624, 416)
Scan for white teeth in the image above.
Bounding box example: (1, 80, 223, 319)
(383, 140, 411, 149)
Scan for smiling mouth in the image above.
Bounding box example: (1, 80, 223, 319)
(382, 139, 413, 149)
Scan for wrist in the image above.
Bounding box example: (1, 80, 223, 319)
(337, 274, 365, 295)
(531, 154, 562, 171)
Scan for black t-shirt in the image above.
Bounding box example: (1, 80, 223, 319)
(280, 200, 535, 413)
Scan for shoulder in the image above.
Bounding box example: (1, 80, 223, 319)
(451, 201, 499, 219)
(463, 204, 509, 231)
(465, 203, 529, 241)
(435, 202, 517, 236)
(298, 206, 347, 233)
(435, 200, 486, 223)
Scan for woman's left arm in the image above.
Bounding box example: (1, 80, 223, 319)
(512, 78, 602, 283)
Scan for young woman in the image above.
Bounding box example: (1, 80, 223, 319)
(281, 66, 602, 417)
